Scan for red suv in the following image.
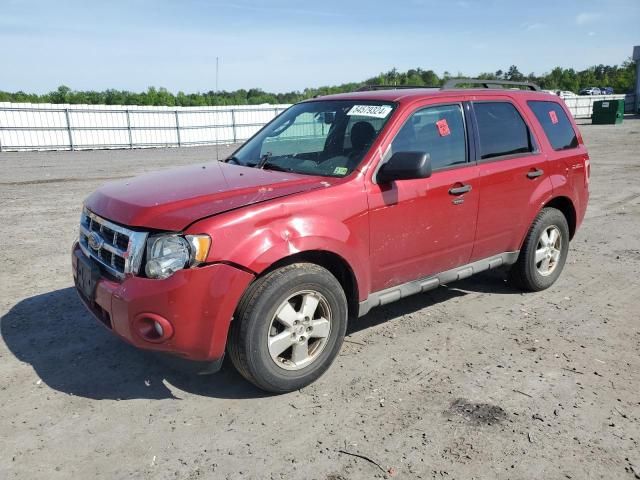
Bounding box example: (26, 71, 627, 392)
(72, 80, 590, 393)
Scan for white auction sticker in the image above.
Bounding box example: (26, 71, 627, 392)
(347, 105, 393, 118)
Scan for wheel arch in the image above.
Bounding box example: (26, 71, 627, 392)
(254, 250, 360, 321)
(543, 196, 577, 239)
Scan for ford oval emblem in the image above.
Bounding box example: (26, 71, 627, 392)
(88, 231, 104, 250)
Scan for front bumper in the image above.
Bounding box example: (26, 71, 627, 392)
(72, 242, 254, 364)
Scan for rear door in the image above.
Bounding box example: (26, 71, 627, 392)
(469, 99, 552, 260)
(367, 101, 480, 292)
(527, 99, 590, 228)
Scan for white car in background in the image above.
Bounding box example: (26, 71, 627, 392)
(579, 87, 602, 95)
(556, 90, 576, 98)
(543, 90, 576, 98)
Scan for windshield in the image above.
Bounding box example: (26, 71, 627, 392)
(227, 100, 396, 177)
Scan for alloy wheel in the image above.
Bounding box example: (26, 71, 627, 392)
(267, 290, 332, 371)
(535, 225, 562, 276)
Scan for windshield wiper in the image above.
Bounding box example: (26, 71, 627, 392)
(253, 152, 296, 173)
(260, 162, 293, 172)
(256, 152, 272, 169)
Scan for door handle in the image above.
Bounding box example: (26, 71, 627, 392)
(448, 184, 472, 195)
(527, 168, 544, 179)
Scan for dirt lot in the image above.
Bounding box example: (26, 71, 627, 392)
(1, 120, 639, 480)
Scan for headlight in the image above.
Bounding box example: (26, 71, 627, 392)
(145, 234, 211, 279)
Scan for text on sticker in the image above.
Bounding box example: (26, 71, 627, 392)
(549, 110, 559, 124)
(347, 105, 393, 118)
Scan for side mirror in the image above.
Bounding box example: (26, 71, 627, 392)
(377, 151, 432, 183)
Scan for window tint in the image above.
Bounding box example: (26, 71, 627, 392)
(474, 102, 533, 159)
(527, 100, 578, 151)
(390, 104, 466, 170)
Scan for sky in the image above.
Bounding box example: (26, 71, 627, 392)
(0, 0, 638, 94)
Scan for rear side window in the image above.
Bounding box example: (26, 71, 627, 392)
(527, 100, 578, 151)
(474, 102, 534, 160)
(390, 104, 467, 170)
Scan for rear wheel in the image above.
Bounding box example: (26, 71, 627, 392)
(228, 263, 348, 393)
(509, 207, 570, 291)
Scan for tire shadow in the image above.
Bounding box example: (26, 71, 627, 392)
(1, 269, 522, 400)
(0, 287, 267, 400)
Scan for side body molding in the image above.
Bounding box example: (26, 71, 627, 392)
(358, 251, 519, 316)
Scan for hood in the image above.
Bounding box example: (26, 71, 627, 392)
(84, 161, 335, 231)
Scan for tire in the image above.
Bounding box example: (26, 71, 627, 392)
(227, 263, 348, 393)
(509, 207, 570, 292)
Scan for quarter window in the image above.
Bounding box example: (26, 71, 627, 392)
(527, 101, 578, 151)
(390, 104, 467, 170)
(474, 102, 534, 160)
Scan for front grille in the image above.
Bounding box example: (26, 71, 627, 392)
(78, 208, 147, 279)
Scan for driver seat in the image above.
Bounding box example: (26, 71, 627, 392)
(349, 121, 376, 158)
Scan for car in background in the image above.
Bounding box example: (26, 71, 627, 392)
(543, 90, 576, 98)
(556, 90, 576, 98)
(599, 87, 614, 95)
(579, 87, 602, 95)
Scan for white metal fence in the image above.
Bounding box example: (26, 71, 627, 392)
(0, 103, 290, 152)
(562, 94, 636, 118)
(0, 93, 636, 152)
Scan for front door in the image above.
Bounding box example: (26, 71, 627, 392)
(367, 102, 480, 293)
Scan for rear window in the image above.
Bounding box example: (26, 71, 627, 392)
(527, 101, 579, 151)
(474, 102, 534, 160)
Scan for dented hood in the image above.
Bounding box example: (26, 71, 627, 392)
(84, 161, 334, 231)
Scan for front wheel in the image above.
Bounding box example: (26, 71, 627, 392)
(227, 263, 348, 393)
(509, 207, 570, 291)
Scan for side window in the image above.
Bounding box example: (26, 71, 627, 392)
(474, 102, 534, 160)
(527, 100, 578, 151)
(390, 104, 467, 170)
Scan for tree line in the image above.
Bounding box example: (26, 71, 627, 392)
(0, 60, 635, 107)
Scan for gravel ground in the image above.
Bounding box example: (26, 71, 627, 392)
(1, 120, 639, 480)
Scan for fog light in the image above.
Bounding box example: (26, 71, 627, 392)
(133, 313, 173, 343)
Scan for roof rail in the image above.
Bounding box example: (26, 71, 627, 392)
(356, 85, 440, 92)
(442, 78, 541, 91)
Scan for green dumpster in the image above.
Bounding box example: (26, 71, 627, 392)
(592, 99, 624, 124)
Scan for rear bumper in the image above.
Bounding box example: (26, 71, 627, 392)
(72, 242, 254, 364)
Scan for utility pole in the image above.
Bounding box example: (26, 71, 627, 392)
(216, 56, 220, 92)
